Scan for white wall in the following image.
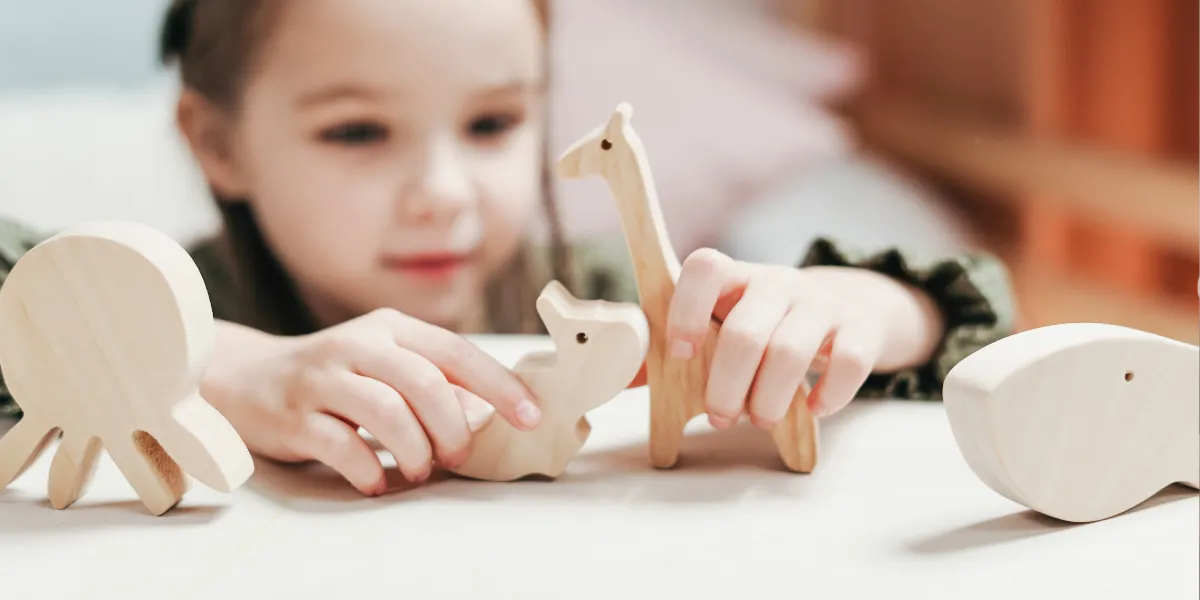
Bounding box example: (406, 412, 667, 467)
(0, 0, 172, 91)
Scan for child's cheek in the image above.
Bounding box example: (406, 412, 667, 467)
(472, 128, 545, 271)
(476, 126, 543, 218)
(248, 157, 393, 273)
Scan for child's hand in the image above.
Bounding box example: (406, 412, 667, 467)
(205, 309, 542, 496)
(663, 249, 938, 427)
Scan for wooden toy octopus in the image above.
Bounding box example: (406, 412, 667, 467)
(0, 222, 254, 515)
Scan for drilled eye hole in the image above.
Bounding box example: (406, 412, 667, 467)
(576, 332, 588, 344)
(600, 139, 612, 150)
(1124, 371, 1134, 382)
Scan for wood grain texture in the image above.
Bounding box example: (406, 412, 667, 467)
(0, 221, 254, 515)
(447, 281, 649, 481)
(943, 322, 1199, 523)
(556, 103, 818, 472)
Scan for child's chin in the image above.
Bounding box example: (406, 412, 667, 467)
(389, 286, 477, 328)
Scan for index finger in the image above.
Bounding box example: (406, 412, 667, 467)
(391, 320, 542, 430)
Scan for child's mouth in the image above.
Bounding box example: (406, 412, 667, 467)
(381, 253, 470, 280)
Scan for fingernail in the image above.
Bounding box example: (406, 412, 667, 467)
(709, 414, 733, 430)
(749, 414, 774, 429)
(671, 339, 694, 360)
(517, 400, 542, 428)
(412, 465, 432, 484)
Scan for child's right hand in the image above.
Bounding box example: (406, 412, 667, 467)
(203, 309, 542, 496)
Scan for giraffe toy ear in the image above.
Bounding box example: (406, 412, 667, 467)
(611, 102, 633, 127)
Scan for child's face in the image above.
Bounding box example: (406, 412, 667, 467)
(203, 0, 545, 329)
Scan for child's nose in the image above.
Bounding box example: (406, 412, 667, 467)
(402, 135, 473, 222)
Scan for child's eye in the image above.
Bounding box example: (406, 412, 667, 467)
(319, 122, 389, 145)
(466, 113, 521, 140)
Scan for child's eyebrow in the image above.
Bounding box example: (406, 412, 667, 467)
(295, 85, 384, 108)
(294, 80, 543, 108)
(472, 79, 546, 98)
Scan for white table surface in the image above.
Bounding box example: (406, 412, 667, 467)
(1, 335, 1196, 599)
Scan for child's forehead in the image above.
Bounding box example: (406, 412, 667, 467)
(260, 0, 544, 86)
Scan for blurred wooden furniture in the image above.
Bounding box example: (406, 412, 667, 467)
(782, 0, 1199, 344)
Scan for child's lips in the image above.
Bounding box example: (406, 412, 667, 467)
(381, 252, 471, 279)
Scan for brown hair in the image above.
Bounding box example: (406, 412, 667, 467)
(159, 0, 571, 335)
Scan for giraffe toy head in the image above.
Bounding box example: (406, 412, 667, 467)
(556, 102, 637, 180)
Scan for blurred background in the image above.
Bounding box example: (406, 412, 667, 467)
(1, 0, 1196, 343)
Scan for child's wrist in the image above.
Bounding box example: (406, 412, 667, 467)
(200, 320, 291, 411)
(797, 265, 944, 371)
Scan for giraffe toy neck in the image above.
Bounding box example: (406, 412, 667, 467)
(602, 128, 681, 313)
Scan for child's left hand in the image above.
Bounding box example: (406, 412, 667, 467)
(629, 248, 942, 427)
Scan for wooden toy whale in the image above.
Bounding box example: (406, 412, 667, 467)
(943, 322, 1199, 523)
(0, 221, 255, 515)
(555, 102, 818, 472)
(447, 281, 649, 481)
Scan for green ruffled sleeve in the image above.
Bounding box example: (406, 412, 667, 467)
(0, 217, 55, 420)
(799, 237, 1017, 400)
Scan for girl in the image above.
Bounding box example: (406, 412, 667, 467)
(0, 0, 1014, 496)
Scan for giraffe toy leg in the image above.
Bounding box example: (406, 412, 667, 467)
(770, 389, 818, 473)
(648, 377, 691, 468)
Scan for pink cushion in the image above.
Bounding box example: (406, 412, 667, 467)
(547, 0, 860, 254)
(638, 0, 866, 102)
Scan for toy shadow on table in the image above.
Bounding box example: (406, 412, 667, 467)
(0, 482, 225, 533)
(245, 400, 872, 514)
(906, 485, 1198, 555)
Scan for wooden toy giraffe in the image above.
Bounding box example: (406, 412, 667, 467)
(555, 103, 818, 472)
(448, 280, 649, 481)
(0, 221, 255, 515)
(943, 322, 1199, 523)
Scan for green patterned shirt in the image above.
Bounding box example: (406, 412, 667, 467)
(0, 216, 1015, 420)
